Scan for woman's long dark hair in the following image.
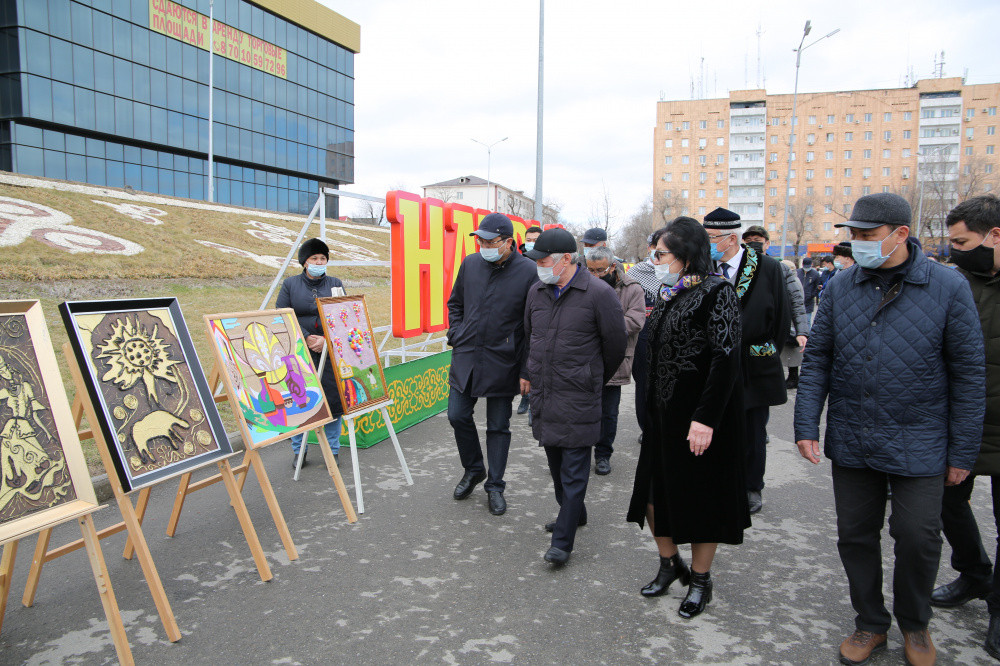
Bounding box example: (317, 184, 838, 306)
(651, 216, 714, 278)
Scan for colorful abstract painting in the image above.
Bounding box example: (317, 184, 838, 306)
(1, 301, 97, 544)
(61, 298, 233, 492)
(204, 309, 333, 449)
(317, 296, 388, 414)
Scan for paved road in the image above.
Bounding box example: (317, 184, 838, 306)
(1, 386, 997, 665)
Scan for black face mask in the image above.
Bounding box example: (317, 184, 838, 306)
(600, 271, 618, 287)
(746, 241, 765, 253)
(951, 242, 996, 273)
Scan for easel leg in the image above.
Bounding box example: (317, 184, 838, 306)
(235, 450, 250, 494)
(381, 407, 413, 485)
(293, 434, 307, 481)
(79, 514, 134, 666)
(316, 430, 358, 524)
(217, 459, 273, 581)
(347, 418, 364, 514)
(246, 449, 298, 561)
(165, 473, 192, 538)
(122, 486, 152, 560)
(0, 540, 18, 636)
(115, 491, 181, 642)
(21, 528, 51, 607)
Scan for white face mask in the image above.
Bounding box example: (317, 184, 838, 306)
(654, 258, 681, 286)
(536, 255, 565, 284)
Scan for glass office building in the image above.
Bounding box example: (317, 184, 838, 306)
(0, 0, 359, 214)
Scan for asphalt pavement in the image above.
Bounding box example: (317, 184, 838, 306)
(1, 386, 997, 665)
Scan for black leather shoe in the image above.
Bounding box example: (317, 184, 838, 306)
(517, 396, 529, 415)
(544, 516, 587, 533)
(748, 490, 762, 515)
(544, 546, 570, 565)
(487, 490, 507, 515)
(453, 471, 487, 500)
(930, 576, 990, 608)
(986, 613, 1000, 660)
(678, 571, 713, 618)
(641, 553, 691, 597)
(595, 458, 611, 475)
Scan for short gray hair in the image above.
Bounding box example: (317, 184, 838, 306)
(551, 251, 578, 263)
(587, 246, 615, 264)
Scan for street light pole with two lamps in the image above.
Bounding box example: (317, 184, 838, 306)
(472, 136, 508, 211)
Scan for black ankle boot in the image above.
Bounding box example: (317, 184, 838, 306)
(640, 554, 691, 597)
(678, 570, 713, 618)
(986, 613, 1000, 660)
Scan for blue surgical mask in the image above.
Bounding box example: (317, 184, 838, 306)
(833, 259, 845, 271)
(480, 247, 500, 262)
(852, 233, 898, 269)
(306, 263, 327, 278)
(524, 242, 535, 253)
(710, 243, 725, 261)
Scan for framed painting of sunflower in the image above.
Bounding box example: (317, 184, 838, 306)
(204, 309, 334, 449)
(0, 300, 99, 544)
(60, 298, 234, 493)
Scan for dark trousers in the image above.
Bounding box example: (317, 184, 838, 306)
(595, 385, 622, 461)
(447, 386, 513, 493)
(832, 463, 944, 633)
(544, 446, 591, 552)
(744, 406, 770, 492)
(941, 474, 1000, 614)
(632, 328, 649, 435)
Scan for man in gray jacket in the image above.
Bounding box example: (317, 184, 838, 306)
(523, 228, 626, 565)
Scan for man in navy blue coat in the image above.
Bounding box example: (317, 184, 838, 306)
(447, 213, 538, 516)
(794, 193, 985, 666)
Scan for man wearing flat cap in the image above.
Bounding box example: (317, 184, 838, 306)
(580, 227, 609, 262)
(794, 192, 985, 665)
(447, 212, 539, 516)
(703, 207, 790, 515)
(522, 228, 627, 565)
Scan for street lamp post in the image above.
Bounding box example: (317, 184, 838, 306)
(779, 21, 839, 260)
(471, 136, 508, 211)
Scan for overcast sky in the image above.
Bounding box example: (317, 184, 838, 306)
(323, 0, 1000, 227)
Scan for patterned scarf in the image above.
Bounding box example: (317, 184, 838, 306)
(659, 274, 705, 301)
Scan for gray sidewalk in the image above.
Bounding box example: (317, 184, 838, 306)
(0, 387, 996, 664)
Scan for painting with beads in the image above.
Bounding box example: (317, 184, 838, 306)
(317, 295, 388, 415)
(61, 298, 233, 493)
(0, 300, 98, 543)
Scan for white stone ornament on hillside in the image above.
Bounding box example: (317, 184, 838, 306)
(242, 219, 381, 260)
(0, 196, 144, 255)
(92, 200, 167, 225)
(194, 240, 285, 268)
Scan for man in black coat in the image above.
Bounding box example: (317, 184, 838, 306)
(447, 213, 538, 516)
(522, 228, 627, 565)
(797, 256, 821, 314)
(704, 207, 790, 515)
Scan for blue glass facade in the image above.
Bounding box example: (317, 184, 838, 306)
(0, 0, 355, 213)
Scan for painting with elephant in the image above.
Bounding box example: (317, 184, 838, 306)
(61, 298, 234, 492)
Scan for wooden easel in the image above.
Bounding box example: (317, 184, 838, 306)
(2, 512, 135, 665)
(338, 399, 413, 515)
(164, 363, 357, 561)
(20, 346, 277, 645)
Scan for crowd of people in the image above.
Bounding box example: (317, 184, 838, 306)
(289, 190, 1000, 665)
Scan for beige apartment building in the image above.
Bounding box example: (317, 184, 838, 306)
(654, 77, 1000, 254)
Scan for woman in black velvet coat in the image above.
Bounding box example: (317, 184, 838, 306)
(626, 217, 750, 619)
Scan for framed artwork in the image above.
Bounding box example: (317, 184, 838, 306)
(0, 300, 98, 544)
(204, 309, 333, 449)
(60, 298, 234, 493)
(317, 295, 389, 414)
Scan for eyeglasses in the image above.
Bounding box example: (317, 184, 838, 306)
(477, 236, 508, 247)
(650, 250, 673, 262)
(706, 234, 731, 242)
(587, 265, 614, 276)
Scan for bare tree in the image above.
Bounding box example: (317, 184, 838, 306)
(653, 187, 684, 224)
(588, 182, 618, 239)
(614, 197, 659, 262)
(785, 193, 819, 265)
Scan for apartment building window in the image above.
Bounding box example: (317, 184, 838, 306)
(882, 185, 890, 193)
(863, 167, 871, 178)
(903, 111, 912, 121)
(770, 135, 778, 144)
(825, 203, 833, 213)
(682, 172, 690, 180)
(769, 170, 777, 179)
(717, 137, 725, 146)
(968, 128, 975, 140)
(882, 167, 891, 177)
(682, 121, 690, 129)
(768, 223, 777, 231)
(864, 131, 873, 140)
(864, 113, 872, 122)
(846, 113, 855, 123)
(806, 169, 814, 180)
(699, 172, 707, 183)
(844, 150, 853, 159)
(844, 168, 852, 177)
(966, 146, 974, 156)
(922, 109, 935, 119)
(716, 172, 724, 182)
(883, 149, 891, 158)
(826, 132, 834, 142)
(682, 155, 690, 164)
(902, 130, 911, 139)
(990, 146, 996, 155)
(825, 168, 834, 178)
(843, 204, 852, 214)
(862, 186, 871, 195)
(824, 221, 832, 231)
(770, 152, 778, 162)
(663, 173, 672, 182)
(769, 205, 777, 216)
(698, 189, 706, 198)
(664, 122, 673, 130)
(902, 148, 911, 157)
(699, 138, 708, 149)
(664, 156, 673, 164)
(699, 206, 706, 215)
(988, 164, 994, 174)
(716, 189, 724, 197)
(884, 112, 892, 121)
(771, 118, 779, 126)
(716, 154, 724, 164)
(884, 130, 892, 141)
(791, 152, 797, 161)
(699, 120, 707, 129)
(807, 151, 814, 161)
(665, 139, 673, 148)
(789, 187, 796, 196)
(826, 151, 834, 159)
(717, 120, 725, 128)
(790, 170, 796, 179)
(845, 132, 853, 141)
(964, 165, 973, 176)
(682, 189, 689, 198)
(699, 155, 707, 166)
(989, 126, 996, 136)
(864, 149, 872, 158)
(681, 138, 690, 148)
(967, 109, 976, 120)
(805, 204, 814, 215)
(806, 186, 814, 195)
(769, 187, 777, 196)
(991, 107, 998, 116)
(682, 207, 689, 215)
(827, 114, 835, 123)
(808, 115, 816, 124)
